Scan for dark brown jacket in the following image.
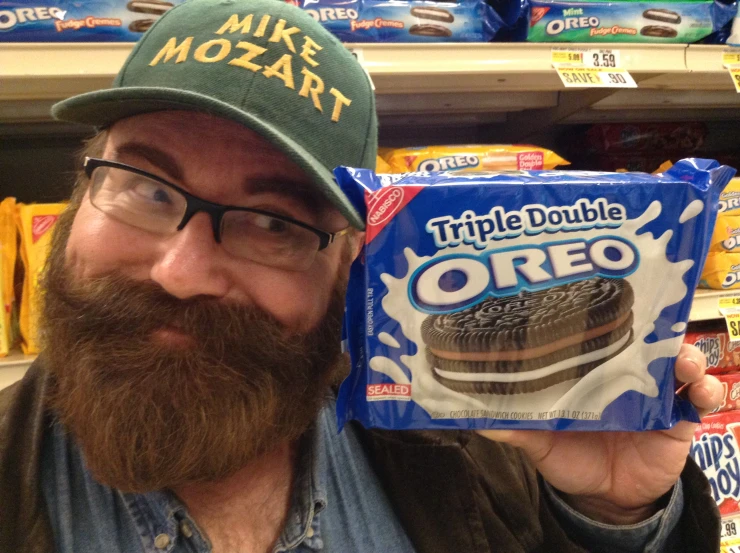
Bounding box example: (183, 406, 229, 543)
(0, 362, 721, 553)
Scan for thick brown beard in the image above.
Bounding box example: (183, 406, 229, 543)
(41, 202, 347, 493)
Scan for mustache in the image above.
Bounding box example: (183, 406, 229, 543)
(43, 271, 329, 360)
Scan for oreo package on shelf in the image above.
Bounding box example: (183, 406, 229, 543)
(526, 0, 736, 43)
(335, 159, 736, 431)
(289, 0, 510, 42)
(0, 0, 183, 41)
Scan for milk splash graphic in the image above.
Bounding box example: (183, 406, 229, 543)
(368, 200, 696, 419)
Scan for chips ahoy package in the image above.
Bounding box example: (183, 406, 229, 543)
(335, 159, 736, 431)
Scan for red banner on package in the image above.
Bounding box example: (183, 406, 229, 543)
(685, 330, 740, 375)
(364, 186, 423, 244)
(718, 373, 740, 413)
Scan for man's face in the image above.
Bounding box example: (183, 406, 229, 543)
(42, 111, 357, 492)
(67, 111, 351, 332)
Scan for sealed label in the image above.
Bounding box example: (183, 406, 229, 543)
(336, 159, 735, 431)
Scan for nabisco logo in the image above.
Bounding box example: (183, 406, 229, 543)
(368, 187, 404, 227)
(32, 215, 58, 244)
(530, 6, 550, 26)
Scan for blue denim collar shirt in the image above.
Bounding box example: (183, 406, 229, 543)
(42, 397, 683, 553)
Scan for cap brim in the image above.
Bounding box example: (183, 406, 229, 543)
(52, 87, 365, 229)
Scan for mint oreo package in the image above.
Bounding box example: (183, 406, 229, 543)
(526, 0, 736, 43)
(335, 159, 736, 431)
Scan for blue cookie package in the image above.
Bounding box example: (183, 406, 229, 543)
(291, 0, 515, 42)
(0, 0, 183, 42)
(335, 160, 736, 432)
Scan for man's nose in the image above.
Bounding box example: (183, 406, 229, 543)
(150, 211, 230, 299)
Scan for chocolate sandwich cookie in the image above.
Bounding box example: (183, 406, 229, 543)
(421, 277, 635, 395)
(640, 25, 678, 38)
(127, 0, 173, 15)
(129, 18, 155, 32)
(643, 9, 682, 24)
(410, 6, 455, 23)
(409, 24, 453, 38)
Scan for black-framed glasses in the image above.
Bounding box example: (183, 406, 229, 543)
(83, 157, 351, 271)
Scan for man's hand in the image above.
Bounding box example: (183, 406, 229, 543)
(478, 344, 722, 525)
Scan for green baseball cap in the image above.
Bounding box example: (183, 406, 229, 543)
(52, 0, 377, 228)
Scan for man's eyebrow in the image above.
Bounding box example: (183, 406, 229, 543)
(110, 142, 184, 183)
(247, 179, 327, 213)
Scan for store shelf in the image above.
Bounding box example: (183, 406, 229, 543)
(0, 351, 35, 391)
(689, 289, 740, 322)
(1, 42, 739, 123)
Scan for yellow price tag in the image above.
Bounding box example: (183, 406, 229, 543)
(556, 67, 637, 88)
(730, 67, 740, 93)
(552, 50, 584, 64)
(724, 311, 740, 342)
(723, 50, 740, 68)
(719, 297, 740, 309)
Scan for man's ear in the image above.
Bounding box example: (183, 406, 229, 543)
(351, 231, 365, 261)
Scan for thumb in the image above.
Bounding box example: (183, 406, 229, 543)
(476, 429, 555, 462)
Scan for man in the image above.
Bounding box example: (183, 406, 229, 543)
(0, 0, 724, 551)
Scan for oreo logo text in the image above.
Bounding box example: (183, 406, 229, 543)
(409, 236, 638, 314)
(546, 8, 600, 36)
(723, 265, 740, 288)
(304, 7, 359, 22)
(0, 6, 65, 30)
(720, 193, 740, 213)
(418, 155, 480, 172)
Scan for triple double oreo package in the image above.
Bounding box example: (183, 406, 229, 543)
(335, 159, 736, 431)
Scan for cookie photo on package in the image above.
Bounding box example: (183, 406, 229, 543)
(336, 159, 736, 432)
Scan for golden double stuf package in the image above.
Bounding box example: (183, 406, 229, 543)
(382, 145, 569, 173)
(16, 203, 66, 354)
(0, 198, 17, 357)
(700, 179, 740, 289)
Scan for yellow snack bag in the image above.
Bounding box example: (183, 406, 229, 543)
(699, 252, 740, 290)
(710, 214, 740, 253)
(377, 146, 394, 162)
(384, 145, 569, 173)
(653, 160, 674, 174)
(720, 178, 740, 215)
(376, 155, 392, 174)
(0, 198, 17, 357)
(16, 203, 66, 355)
